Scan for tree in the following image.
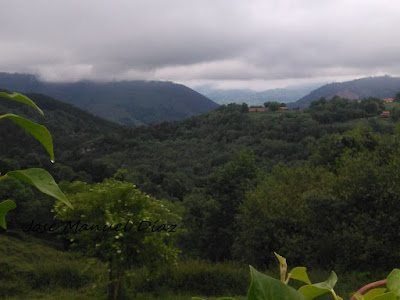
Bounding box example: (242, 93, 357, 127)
(395, 92, 400, 102)
(182, 150, 259, 261)
(54, 179, 180, 300)
(0, 92, 71, 229)
(390, 107, 400, 122)
(233, 163, 334, 267)
(264, 101, 280, 111)
(241, 102, 249, 113)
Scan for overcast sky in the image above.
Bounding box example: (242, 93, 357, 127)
(1, 0, 399, 91)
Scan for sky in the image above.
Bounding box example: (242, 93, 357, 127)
(1, 0, 400, 91)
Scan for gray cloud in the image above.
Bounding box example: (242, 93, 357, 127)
(1, 0, 400, 89)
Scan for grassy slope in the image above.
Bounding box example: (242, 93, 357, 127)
(0, 230, 388, 300)
(0, 232, 107, 299)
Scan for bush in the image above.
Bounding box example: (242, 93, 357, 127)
(30, 260, 90, 289)
(125, 260, 249, 297)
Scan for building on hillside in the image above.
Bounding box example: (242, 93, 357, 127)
(379, 111, 390, 118)
(382, 98, 394, 103)
(278, 107, 289, 110)
(249, 107, 269, 112)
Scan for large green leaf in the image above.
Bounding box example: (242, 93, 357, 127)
(387, 269, 400, 296)
(0, 92, 44, 115)
(0, 114, 54, 161)
(370, 292, 396, 300)
(0, 200, 16, 229)
(298, 271, 337, 300)
(288, 267, 312, 285)
(247, 265, 305, 300)
(354, 289, 387, 300)
(6, 168, 72, 208)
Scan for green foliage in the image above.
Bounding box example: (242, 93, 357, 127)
(247, 266, 305, 300)
(7, 168, 71, 208)
(192, 254, 345, 300)
(394, 92, 400, 103)
(389, 107, 400, 122)
(298, 272, 339, 300)
(0, 113, 54, 161)
(1, 95, 377, 203)
(0, 91, 44, 115)
(0, 200, 16, 228)
(233, 163, 334, 267)
(355, 289, 387, 300)
(293, 76, 400, 109)
(182, 150, 259, 261)
(54, 179, 181, 298)
(264, 101, 281, 111)
(307, 96, 383, 124)
(191, 254, 400, 300)
(234, 125, 400, 271)
(0, 91, 69, 229)
(126, 260, 249, 298)
(3, 89, 400, 299)
(386, 269, 400, 297)
(0, 233, 107, 299)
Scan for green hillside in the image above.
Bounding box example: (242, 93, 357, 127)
(289, 75, 400, 108)
(0, 232, 107, 299)
(0, 72, 219, 125)
(2, 91, 400, 299)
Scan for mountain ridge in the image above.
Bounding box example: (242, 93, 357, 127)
(193, 84, 320, 105)
(0, 72, 219, 126)
(289, 76, 400, 108)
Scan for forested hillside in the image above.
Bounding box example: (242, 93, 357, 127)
(289, 75, 400, 108)
(2, 91, 400, 299)
(0, 72, 219, 125)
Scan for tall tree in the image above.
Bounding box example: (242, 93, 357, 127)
(54, 179, 180, 299)
(182, 150, 259, 261)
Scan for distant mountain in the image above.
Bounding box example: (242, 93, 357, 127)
(193, 84, 319, 105)
(289, 76, 400, 109)
(246, 86, 319, 105)
(0, 73, 219, 126)
(193, 85, 255, 104)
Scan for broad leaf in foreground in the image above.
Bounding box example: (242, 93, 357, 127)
(7, 168, 72, 208)
(247, 265, 305, 300)
(0, 200, 17, 229)
(354, 288, 387, 300)
(369, 292, 396, 300)
(288, 267, 312, 285)
(0, 92, 44, 115)
(298, 271, 337, 300)
(387, 269, 400, 296)
(0, 114, 54, 161)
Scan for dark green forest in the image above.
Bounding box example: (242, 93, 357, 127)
(1, 91, 400, 299)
